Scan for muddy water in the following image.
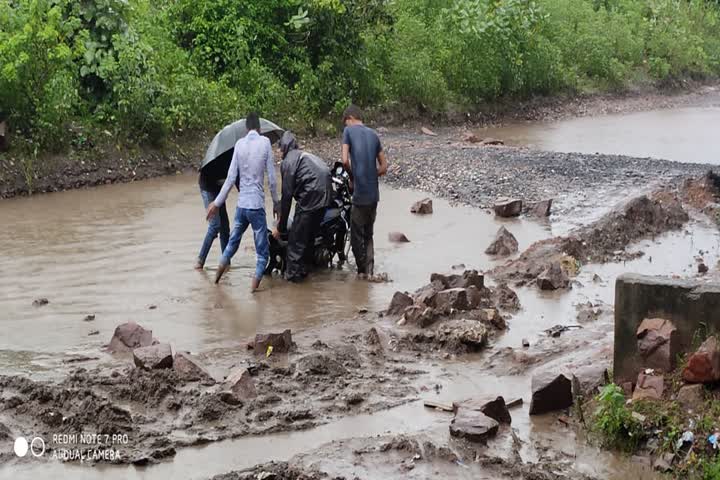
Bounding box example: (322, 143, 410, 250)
(484, 106, 720, 164)
(0, 174, 550, 378)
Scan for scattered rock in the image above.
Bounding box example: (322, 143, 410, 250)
(365, 327, 382, 347)
(451, 264, 466, 270)
(653, 452, 675, 473)
(636, 318, 679, 373)
(463, 133, 481, 143)
(493, 198, 523, 218)
(83, 314, 96, 322)
(430, 270, 484, 290)
(108, 321, 154, 353)
(254, 330, 293, 355)
(32, 298, 49, 307)
(410, 198, 433, 214)
(699, 263, 709, 274)
(388, 231, 411, 243)
(529, 371, 573, 415)
(478, 308, 505, 330)
(481, 138, 504, 146)
(492, 283, 520, 312)
(592, 274, 603, 283)
(677, 384, 705, 411)
(522, 339, 530, 348)
(221, 368, 257, 404)
(174, 352, 215, 384)
(449, 410, 499, 443)
(453, 397, 511, 424)
(632, 373, 664, 401)
(432, 288, 471, 313)
(402, 305, 436, 328)
(133, 343, 173, 370)
(537, 262, 570, 290)
(295, 353, 347, 377)
(88, 330, 100, 336)
(683, 336, 720, 383)
(421, 127, 437, 136)
(571, 364, 609, 397)
(484, 226, 519, 256)
(528, 199, 553, 217)
(387, 292, 414, 315)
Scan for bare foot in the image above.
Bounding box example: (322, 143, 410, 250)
(251, 276, 261, 293)
(215, 263, 230, 284)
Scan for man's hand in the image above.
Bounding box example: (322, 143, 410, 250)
(206, 203, 219, 221)
(272, 228, 281, 240)
(273, 201, 280, 221)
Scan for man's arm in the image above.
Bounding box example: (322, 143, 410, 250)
(265, 139, 279, 217)
(207, 145, 239, 219)
(377, 149, 388, 177)
(342, 143, 351, 172)
(278, 157, 296, 234)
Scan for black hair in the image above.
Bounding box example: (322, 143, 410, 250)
(342, 104, 363, 122)
(246, 111, 261, 131)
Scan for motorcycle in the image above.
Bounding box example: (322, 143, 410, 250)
(265, 161, 352, 276)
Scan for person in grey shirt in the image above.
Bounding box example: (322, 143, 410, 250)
(341, 105, 388, 278)
(207, 112, 279, 291)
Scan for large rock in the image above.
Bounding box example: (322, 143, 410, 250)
(449, 409, 499, 443)
(529, 199, 553, 217)
(433, 288, 471, 313)
(683, 336, 720, 383)
(453, 396, 511, 424)
(435, 320, 488, 353)
(108, 321, 154, 353)
(221, 368, 257, 405)
(677, 384, 705, 411)
(173, 352, 214, 384)
(254, 329, 292, 355)
(571, 364, 610, 397)
(632, 373, 664, 401)
(537, 262, 570, 290)
(296, 353, 347, 377)
(133, 343, 173, 370)
(430, 270, 484, 290)
(636, 318, 679, 373)
(485, 226, 519, 256)
(493, 198, 523, 218)
(388, 291, 414, 315)
(414, 281, 444, 306)
(388, 231, 411, 243)
(529, 371, 573, 415)
(402, 305, 436, 328)
(410, 198, 433, 214)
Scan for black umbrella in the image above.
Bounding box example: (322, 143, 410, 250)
(200, 118, 285, 181)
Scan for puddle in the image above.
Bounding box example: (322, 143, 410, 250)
(483, 106, 720, 164)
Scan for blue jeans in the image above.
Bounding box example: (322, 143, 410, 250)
(198, 189, 230, 266)
(221, 207, 269, 280)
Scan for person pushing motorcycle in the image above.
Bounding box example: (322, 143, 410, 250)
(272, 131, 333, 282)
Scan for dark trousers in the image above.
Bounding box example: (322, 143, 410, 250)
(350, 203, 377, 275)
(286, 208, 325, 281)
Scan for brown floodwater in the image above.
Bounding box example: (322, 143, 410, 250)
(4, 102, 720, 479)
(482, 106, 720, 164)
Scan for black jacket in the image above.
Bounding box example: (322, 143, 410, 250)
(278, 149, 332, 233)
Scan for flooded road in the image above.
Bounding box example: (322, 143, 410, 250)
(483, 106, 720, 164)
(0, 174, 550, 378)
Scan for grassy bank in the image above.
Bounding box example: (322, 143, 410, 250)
(1, 0, 720, 193)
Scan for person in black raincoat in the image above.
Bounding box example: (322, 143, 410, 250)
(272, 131, 332, 282)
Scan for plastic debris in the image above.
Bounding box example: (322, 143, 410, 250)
(676, 431, 695, 450)
(709, 432, 720, 449)
(266, 345, 273, 358)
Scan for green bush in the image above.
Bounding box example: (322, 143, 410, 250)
(593, 383, 643, 452)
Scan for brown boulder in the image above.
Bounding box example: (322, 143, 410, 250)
(485, 226, 519, 256)
(402, 305, 436, 328)
(411, 198, 433, 214)
(571, 364, 610, 397)
(636, 318, 679, 373)
(493, 198, 523, 218)
(430, 270, 484, 290)
(414, 281, 444, 306)
(453, 397, 511, 424)
(449, 409, 499, 443)
(683, 336, 720, 383)
(108, 321, 154, 353)
(253, 329, 293, 355)
(388, 231, 410, 243)
(133, 343, 173, 370)
(677, 384, 705, 411)
(478, 308, 506, 330)
(221, 368, 257, 405)
(493, 283, 521, 312)
(387, 291, 414, 315)
(529, 371, 573, 415)
(537, 262, 570, 290)
(632, 373, 664, 401)
(173, 352, 215, 384)
(528, 199, 553, 217)
(433, 288, 473, 313)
